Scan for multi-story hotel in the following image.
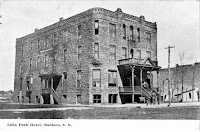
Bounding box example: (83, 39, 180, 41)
(14, 7, 160, 104)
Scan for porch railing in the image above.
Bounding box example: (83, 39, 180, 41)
(119, 86, 142, 93)
(41, 88, 52, 94)
(118, 58, 143, 65)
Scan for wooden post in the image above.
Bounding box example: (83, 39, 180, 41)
(140, 68, 143, 87)
(132, 66, 135, 103)
(51, 78, 53, 90)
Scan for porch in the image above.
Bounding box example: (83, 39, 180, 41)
(117, 57, 161, 104)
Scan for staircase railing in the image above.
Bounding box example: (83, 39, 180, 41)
(51, 88, 61, 104)
(141, 86, 151, 99)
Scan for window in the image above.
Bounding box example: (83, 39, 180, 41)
(30, 42, 33, 50)
(146, 32, 151, 44)
(137, 50, 141, 59)
(45, 36, 48, 47)
(64, 49, 67, 62)
(77, 95, 81, 104)
(77, 70, 81, 88)
(108, 70, 117, 87)
(130, 26, 134, 40)
(189, 92, 191, 99)
(146, 51, 151, 59)
(53, 33, 57, 45)
(78, 25, 81, 38)
(21, 45, 24, 55)
(122, 47, 127, 59)
(30, 58, 32, 70)
(44, 54, 48, 67)
(94, 43, 99, 60)
(63, 72, 67, 79)
(108, 94, 117, 103)
(136, 28, 140, 42)
(93, 95, 101, 103)
(109, 23, 116, 38)
(37, 40, 40, 49)
(93, 69, 101, 87)
(94, 20, 99, 34)
(123, 24, 126, 39)
(20, 78, 23, 91)
(36, 56, 40, 68)
(109, 45, 116, 60)
(78, 46, 82, 60)
(130, 49, 134, 58)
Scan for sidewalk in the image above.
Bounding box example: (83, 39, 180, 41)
(92, 102, 200, 108)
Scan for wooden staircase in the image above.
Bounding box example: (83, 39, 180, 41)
(51, 88, 61, 105)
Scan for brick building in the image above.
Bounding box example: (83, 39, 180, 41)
(14, 7, 160, 105)
(159, 63, 200, 103)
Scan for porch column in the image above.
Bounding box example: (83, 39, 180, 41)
(131, 66, 135, 103)
(140, 68, 143, 87)
(149, 70, 152, 88)
(42, 79, 45, 89)
(51, 78, 53, 89)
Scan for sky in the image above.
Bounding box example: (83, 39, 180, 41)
(0, 0, 199, 91)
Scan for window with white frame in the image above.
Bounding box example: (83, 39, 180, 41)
(109, 45, 116, 60)
(93, 69, 101, 87)
(108, 70, 117, 87)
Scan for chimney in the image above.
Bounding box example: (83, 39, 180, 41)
(59, 17, 63, 21)
(35, 28, 39, 32)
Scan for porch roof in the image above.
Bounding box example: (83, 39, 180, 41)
(39, 73, 62, 78)
(118, 57, 161, 71)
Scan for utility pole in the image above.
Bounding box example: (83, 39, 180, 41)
(165, 45, 175, 106)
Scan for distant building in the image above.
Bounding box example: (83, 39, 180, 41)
(14, 7, 160, 105)
(159, 63, 200, 102)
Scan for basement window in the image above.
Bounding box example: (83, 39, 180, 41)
(93, 95, 101, 103)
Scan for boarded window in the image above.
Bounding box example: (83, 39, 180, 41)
(108, 70, 117, 87)
(109, 23, 116, 38)
(93, 95, 101, 103)
(93, 69, 101, 87)
(94, 20, 99, 34)
(109, 45, 116, 60)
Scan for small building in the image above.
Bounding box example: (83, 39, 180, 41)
(159, 63, 200, 102)
(14, 7, 160, 105)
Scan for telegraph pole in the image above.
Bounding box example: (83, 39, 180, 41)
(165, 45, 175, 106)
